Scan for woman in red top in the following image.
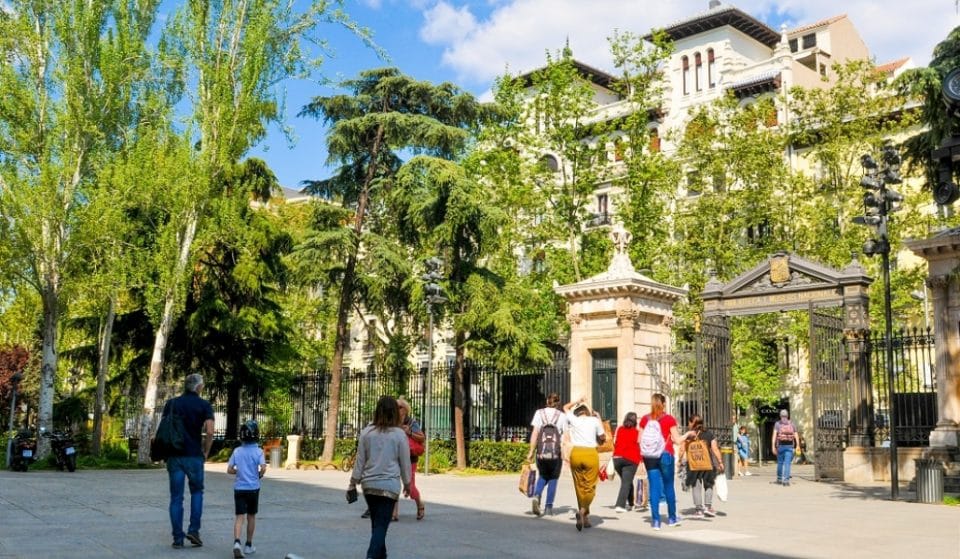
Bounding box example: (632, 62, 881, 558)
(612, 412, 641, 512)
(639, 393, 693, 530)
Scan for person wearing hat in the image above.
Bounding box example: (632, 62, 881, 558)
(772, 409, 800, 486)
(562, 397, 605, 531)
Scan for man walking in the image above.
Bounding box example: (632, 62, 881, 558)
(162, 373, 215, 548)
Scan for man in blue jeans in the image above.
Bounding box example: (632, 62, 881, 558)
(162, 373, 215, 548)
(772, 409, 800, 486)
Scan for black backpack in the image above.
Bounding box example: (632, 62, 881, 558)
(150, 400, 187, 461)
(536, 410, 561, 461)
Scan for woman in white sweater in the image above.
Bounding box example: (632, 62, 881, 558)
(349, 396, 411, 559)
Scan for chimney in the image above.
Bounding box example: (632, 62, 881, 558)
(709, 0, 721, 8)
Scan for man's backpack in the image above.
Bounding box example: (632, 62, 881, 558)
(640, 417, 666, 458)
(536, 410, 561, 461)
(686, 435, 713, 472)
(776, 420, 796, 444)
(150, 400, 187, 461)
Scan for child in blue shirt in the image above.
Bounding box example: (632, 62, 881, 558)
(736, 426, 752, 476)
(228, 420, 267, 558)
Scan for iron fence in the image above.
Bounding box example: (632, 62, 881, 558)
(870, 327, 937, 447)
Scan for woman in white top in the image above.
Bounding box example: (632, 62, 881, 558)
(562, 397, 605, 532)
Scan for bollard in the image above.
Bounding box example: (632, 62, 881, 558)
(721, 446, 735, 479)
(270, 446, 282, 470)
(914, 458, 944, 504)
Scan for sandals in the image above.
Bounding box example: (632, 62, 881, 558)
(416, 505, 425, 521)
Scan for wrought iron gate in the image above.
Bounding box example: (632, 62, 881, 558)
(809, 309, 848, 480)
(701, 316, 733, 445)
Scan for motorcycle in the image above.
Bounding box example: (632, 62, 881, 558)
(42, 428, 78, 472)
(9, 429, 37, 472)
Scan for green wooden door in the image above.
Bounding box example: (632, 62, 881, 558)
(591, 349, 617, 423)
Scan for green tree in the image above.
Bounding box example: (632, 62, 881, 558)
(135, 0, 362, 463)
(296, 68, 485, 464)
(0, 0, 162, 456)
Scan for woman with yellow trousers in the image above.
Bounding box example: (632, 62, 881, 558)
(562, 397, 606, 532)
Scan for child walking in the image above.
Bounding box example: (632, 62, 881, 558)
(736, 426, 752, 476)
(228, 420, 267, 558)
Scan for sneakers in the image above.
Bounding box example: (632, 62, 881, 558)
(745, 471, 753, 476)
(185, 532, 202, 547)
(172, 541, 184, 549)
(737, 471, 743, 476)
(615, 506, 627, 513)
(692, 509, 705, 519)
(361, 509, 371, 518)
(543, 505, 553, 517)
(704, 507, 717, 518)
(652, 520, 661, 531)
(233, 541, 245, 558)
(783, 481, 790, 487)
(531, 495, 541, 516)
(635, 504, 649, 512)
(667, 517, 682, 527)
(243, 543, 256, 555)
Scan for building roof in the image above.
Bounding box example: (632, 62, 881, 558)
(644, 2, 779, 48)
(726, 70, 781, 97)
(517, 59, 618, 90)
(788, 14, 847, 36)
(875, 57, 910, 75)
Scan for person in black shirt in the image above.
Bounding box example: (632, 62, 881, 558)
(162, 373, 215, 548)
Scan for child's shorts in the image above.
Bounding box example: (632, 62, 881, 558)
(234, 489, 260, 515)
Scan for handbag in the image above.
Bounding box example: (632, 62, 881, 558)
(518, 463, 537, 497)
(605, 457, 616, 481)
(715, 471, 729, 502)
(408, 435, 425, 458)
(686, 435, 713, 472)
(596, 420, 614, 454)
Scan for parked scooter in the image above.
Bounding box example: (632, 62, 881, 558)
(42, 428, 78, 472)
(9, 429, 37, 472)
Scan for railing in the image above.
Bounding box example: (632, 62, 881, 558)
(870, 327, 937, 447)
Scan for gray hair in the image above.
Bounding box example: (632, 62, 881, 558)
(185, 373, 204, 393)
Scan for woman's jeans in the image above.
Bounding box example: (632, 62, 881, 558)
(364, 493, 397, 559)
(613, 457, 638, 508)
(776, 445, 795, 483)
(166, 456, 205, 543)
(644, 453, 677, 523)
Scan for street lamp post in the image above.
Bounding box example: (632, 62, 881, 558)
(421, 257, 446, 476)
(854, 145, 904, 501)
(6, 371, 23, 469)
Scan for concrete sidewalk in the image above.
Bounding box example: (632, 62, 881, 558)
(0, 462, 956, 558)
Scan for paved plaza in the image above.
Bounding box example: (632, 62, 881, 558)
(0, 462, 957, 559)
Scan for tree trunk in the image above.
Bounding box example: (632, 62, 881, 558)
(92, 294, 116, 456)
(137, 212, 198, 464)
(37, 286, 59, 459)
(453, 332, 467, 469)
(320, 124, 384, 464)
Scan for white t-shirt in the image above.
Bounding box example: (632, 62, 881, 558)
(531, 407, 567, 434)
(565, 411, 604, 448)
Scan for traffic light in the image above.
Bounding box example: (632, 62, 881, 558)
(852, 146, 902, 259)
(421, 257, 446, 305)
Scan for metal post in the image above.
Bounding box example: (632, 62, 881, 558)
(882, 248, 899, 500)
(5, 372, 22, 469)
(424, 304, 433, 476)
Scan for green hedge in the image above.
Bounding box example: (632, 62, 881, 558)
(295, 436, 528, 472)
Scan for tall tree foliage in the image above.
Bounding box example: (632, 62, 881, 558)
(296, 68, 485, 464)
(136, 0, 360, 463)
(0, 0, 162, 455)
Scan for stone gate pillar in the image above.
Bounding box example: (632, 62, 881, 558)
(555, 224, 686, 420)
(907, 230, 960, 448)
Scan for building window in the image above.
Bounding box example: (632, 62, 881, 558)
(649, 128, 661, 153)
(802, 33, 816, 49)
(695, 52, 703, 91)
(789, 38, 798, 52)
(597, 193, 609, 217)
(819, 63, 827, 76)
(540, 154, 559, 172)
(613, 138, 626, 161)
(682, 56, 690, 95)
(707, 49, 716, 88)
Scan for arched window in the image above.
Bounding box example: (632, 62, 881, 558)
(707, 49, 716, 88)
(540, 154, 559, 172)
(695, 52, 703, 92)
(682, 56, 690, 95)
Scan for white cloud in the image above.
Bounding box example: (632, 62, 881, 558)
(419, 0, 959, 87)
(420, 1, 478, 45)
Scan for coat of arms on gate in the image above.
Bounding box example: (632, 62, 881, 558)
(770, 255, 790, 284)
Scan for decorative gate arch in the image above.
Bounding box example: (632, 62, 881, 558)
(700, 252, 874, 480)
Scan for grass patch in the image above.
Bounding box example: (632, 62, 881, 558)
(944, 495, 960, 506)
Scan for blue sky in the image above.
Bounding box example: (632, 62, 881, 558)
(179, 0, 956, 190)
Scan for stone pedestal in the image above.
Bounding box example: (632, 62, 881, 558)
(555, 224, 686, 419)
(906, 230, 960, 448)
(285, 434, 301, 469)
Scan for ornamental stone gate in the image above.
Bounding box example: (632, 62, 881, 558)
(701, 252, 873, 481)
